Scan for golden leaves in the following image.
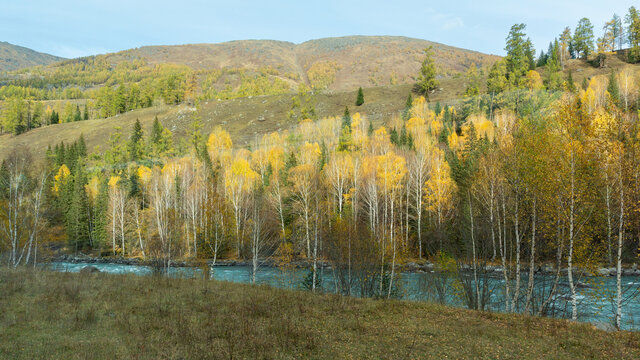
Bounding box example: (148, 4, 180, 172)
(52, 164, 71, 194)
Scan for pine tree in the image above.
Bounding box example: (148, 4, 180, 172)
(574, 18, 595, 59)
(487, 59, 508, 94)
(414, 46, 438, 100)
(342, 107, 351, 130)
(368, 121, 374, 136)
(319, 141, 328, 170)
(504, 24, 529, 88)
(402, 94, 413, 120)
(390, 127, 399, 145)
(627, 7, 640, 63)
(399, 125, 408, 146)
(607, 70, 620, 106)
(338, 108, 353, 152)
(536, 50, 547, 67)
(73, 105, 82, 122)
(0, 160, 9, 199)
(356, 87, 364, 106)
(77, 135, 87, 158)
(128, 118, 144, 161)
(83, 104, 89, 120)
(92, 177, 109, 250)
(149, 116, 163, 156)
(50, 110, 59, 125)
(434, 102, 442, 116)
(566, 71, 576, 93)
(128, 171, 141, 198)
(67, 163, 91, 252)
(524, 38, 536, 70)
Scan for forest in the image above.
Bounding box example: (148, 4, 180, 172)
(3, 7, 640, 331)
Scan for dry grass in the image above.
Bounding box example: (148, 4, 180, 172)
(1, 268, 639, 359)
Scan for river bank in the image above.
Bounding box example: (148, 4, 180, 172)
(52, 253, 640, 277)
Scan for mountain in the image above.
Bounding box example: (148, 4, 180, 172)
(69, 36, 500, 92)
(0, 41, 64, 72)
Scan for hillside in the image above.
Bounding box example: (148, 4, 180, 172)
(25, 36, 499, 92)
(0, 83, 435, 161)
(0, 41, 64, 72)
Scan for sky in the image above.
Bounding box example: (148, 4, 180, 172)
(1, 1, 637, 59)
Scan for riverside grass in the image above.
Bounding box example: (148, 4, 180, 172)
(1, 268, 639, 359)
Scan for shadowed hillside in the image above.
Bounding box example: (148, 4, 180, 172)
(0, 41, 64, 72)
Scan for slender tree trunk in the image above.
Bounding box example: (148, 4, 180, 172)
(616, 158, 624, 329)
(498, 192, 510, 312)
(468, 190, 480, 309)
(525, 197, 536, 314)
(512, 192, 521, 313)
(568, 150, 577, 321)
(605, 172, 613, 267)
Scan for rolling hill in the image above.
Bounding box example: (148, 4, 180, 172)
(36, 36, 500, 92)
(0, 41, 64, 72)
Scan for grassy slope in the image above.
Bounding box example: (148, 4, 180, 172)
(0, 41, 64, 72)
(0, 82, 468, 162)
(87, 36, 500, 91)
(0, 269, 639, 359)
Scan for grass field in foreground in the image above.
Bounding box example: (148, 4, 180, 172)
(1, 269, 639, 359)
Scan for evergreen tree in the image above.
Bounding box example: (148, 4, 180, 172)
(368, 121, 374, 136)
(149, 116, 163, 156)
(414, 46, 438, 100)
(83, 104, 89, 120)
(487, 59, 508, 94)
(0, 160, 9, 199)
(356, 87, 364, 106)
(342, 107, 351, 130)
(566, 71, 576, 93)
(607, 70, 620, 106)
(92, 177, 109, 250)
(73, 105, 82, 122)
(612, 14, 624, 51)
(546, 39, 562, 90)
(463, 64, 481, 97)
(77, 135, 87, 158)
(574, 18, 595, 59)
(524, 38, 536, 70)
(150, 116, 163, 144)
(50, 110, 59, 125)
(536, 50, 548, 67)
(338, 108, 353, 152)
(390, 127, 399, 145)
(504, 23, 529, 88)
(402, 94, 413, 120)
(319, 141, 328, 170)
(128, 118, 144, 161)
(434, 102, 442, 116)
(128, 171, 142, 198)
(67, 163, 91, 251)
(627, 7, 640, 63)
(399, 125, 408, 146)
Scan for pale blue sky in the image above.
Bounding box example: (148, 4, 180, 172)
(1, 1, 637, 58)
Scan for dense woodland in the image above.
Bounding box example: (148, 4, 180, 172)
(3, 8, 640, 329)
